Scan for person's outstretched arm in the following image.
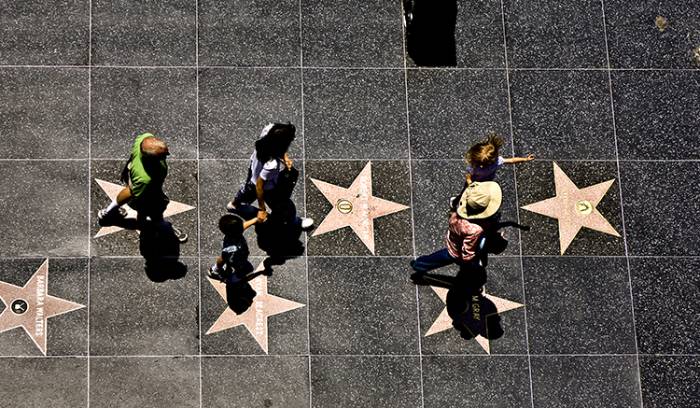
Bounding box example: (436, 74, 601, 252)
(243, 217, 259, 231)
(503, 154, 535, 164)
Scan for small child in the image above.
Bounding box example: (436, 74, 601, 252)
(208, 214, 258, 284)
(465, 133, 534, 184)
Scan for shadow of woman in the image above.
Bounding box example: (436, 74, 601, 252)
(236, 201, 305, 276)
(422, 264, 505, 342)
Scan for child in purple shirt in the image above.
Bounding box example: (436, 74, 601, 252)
(465, 133, 534, 183)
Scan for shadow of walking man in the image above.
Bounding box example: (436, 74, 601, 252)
(139, 221, 188, 282)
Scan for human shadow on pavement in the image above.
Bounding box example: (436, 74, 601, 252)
(418, 265, 505, 342)
(404, 0, 458, 66)
(235, 201, 305, 276)
(138, 221, 188, 282)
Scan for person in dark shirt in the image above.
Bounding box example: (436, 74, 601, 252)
(208, 213, 260, 284)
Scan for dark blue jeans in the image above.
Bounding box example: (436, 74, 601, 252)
(411, 248, 461, 274)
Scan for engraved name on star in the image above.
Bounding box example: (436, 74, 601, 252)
(309, 162, 410, 254)
(0, 260, 85, 355)
(521, 162, 620, 254)
(94, 179, 195, 238)
(206, 262, 305, 354)
(425, 286, 523, 354)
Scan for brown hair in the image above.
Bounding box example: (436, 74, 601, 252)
(466, 133, 504, 167)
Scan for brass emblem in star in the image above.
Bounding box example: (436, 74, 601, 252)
(310, 162, 410, 254)
(206, 262, 305, 354)
(94, 179, 196, 238)
(425, 286, 523, 354)
(521, 162, 621, 254)
(0, 260, 85, 355)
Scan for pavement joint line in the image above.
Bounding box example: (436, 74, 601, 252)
(499, 0, 536, 406)
(398, 1, 426, 407)
(296, 0, 315, 404)
(600, 1, 645, 405)
(0, 64, 698, 72)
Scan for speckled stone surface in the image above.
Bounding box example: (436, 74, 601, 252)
(517, 160, 624, 256)
(510, 70, 616, 160)
(503, 0, 607, 68)
(418, 257, 527, 355)
(404, 0, 505, 68)
(0, 68, 88, 159)
(91, 0, 196, 66)
(201, 257, 308, 355)
(605, 1, 700, 69)
(303, 69, 408, 159)
(450, 0, 506, 68)
(407, 69, 510, 159)
(411, 160, 521, 257)
(0, 258, 88, 356)
(0, 0, 89, 65)
(612, 70, 700, 160)
(89, 357, 199, 408)
(90, 160, 199, 257)
(620, 161, 700, 256)
(198, 68, 302, 159)
(1, 1, 698, 406)
(630, 257, 700, 354)
(310, 356, 422, 408)
(422, 356, 531, 408)
(0, 161, 88, 257)
(301, 0, 404, 67)
(307, 257, 418, 355)
(88, 258, 199, 356)
(530, 356, 641, 408)
(90, 68, 197, 159)
(640, 356, 700, 408)
(198, 0, 300, 67)
(0, 358, 87, 408)
(202, 356, 310, 408)
(306, 160, 412, 256)
(523, 256, 636, 354)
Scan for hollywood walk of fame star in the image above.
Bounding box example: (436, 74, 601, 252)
(94, 179, 196, 238)
(425, 286, 523, 354)
(206, 262, 305, 353)
(0, 260, 85, 355)
(309, 162, 410, 254)
(520, 163, 620, 254)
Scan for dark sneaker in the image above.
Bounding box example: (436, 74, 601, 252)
(410, 272, 425, 283)
(225, 201, 237, 212)
(97, 207, 127, 226)
(172, 226, 188, 243)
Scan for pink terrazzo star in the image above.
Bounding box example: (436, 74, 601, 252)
(521, 162, 620, 254)
(94, 179, 195, 238)
(425, 286, 523, 354)
(310, 162, 410, 254)
(0, 260, 85, 355)
(206, 262, 305, 354)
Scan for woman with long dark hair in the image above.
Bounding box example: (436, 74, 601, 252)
(227, 123, 313, 230)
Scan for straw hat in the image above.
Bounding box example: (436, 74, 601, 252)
(457, 181, 502, 220)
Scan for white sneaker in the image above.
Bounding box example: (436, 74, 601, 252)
(300, 217, 314, 230)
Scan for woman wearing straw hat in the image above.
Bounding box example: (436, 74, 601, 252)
(410, 181, 502, 281)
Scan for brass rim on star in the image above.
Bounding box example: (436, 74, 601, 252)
(575, 200, 593, 215)
(336, 199, 353, 214)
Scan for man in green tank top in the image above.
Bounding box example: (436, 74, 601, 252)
(97, 133, 187, 242)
